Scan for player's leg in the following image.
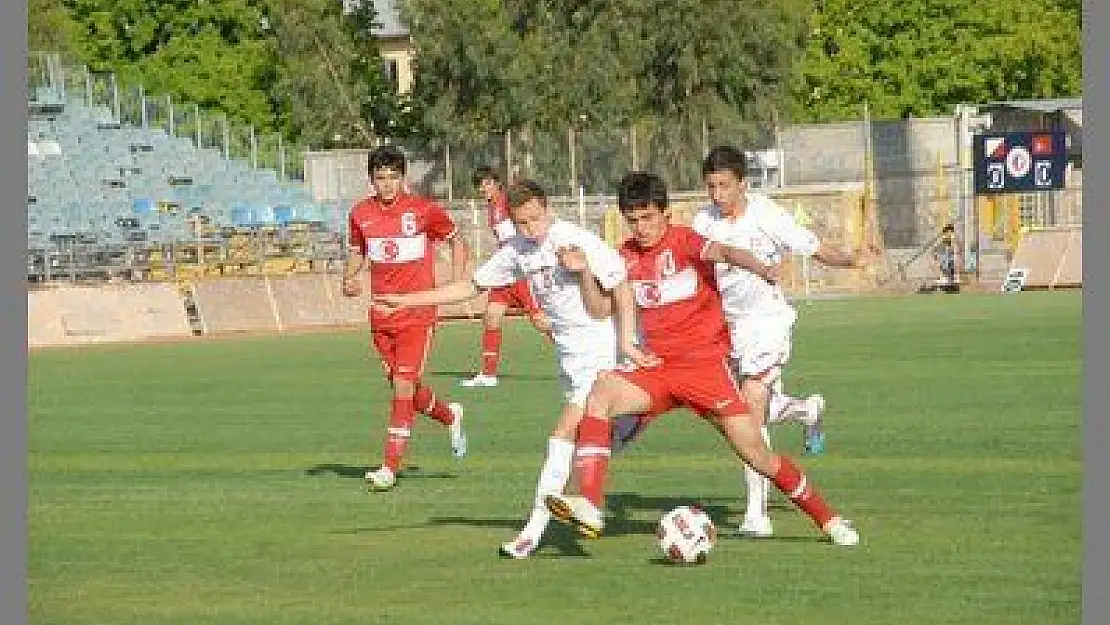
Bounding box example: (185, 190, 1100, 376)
(460, 293, 509, 387)
(761, 324, 826, 454)
(687, 359, 858, 545)
(728, 324, 782, 537)
(501, 348, 613, 558)
(546, 368, 667, 538)
(767, 378, 827, 455)
(500, 401, 582, 559)
(398, 323, 467, 458)
(365, 327, 413, 491)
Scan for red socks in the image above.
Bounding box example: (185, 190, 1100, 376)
(414, 385, 455, 425)
(771, 456, 836, 528)
(574, 415, 612, 508)
(383, 397, 416, 472)
(480, 329, 502, 376)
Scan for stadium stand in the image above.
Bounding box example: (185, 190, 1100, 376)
(26, 75, 342, 284)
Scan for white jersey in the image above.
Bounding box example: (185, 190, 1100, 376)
(493, 218, 518, 244)
(691, 193, 820, 321)
(473, 218, 626, 356)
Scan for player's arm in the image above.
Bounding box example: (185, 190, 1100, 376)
(812, 243, 867, 269)
(557, 245, 614, 319)
(702, 241, 778, 284)
(375, 246, 511, 309)
(341, 211, 366, 297)
(612, 280, 661, 368)
(427, 201, 473, 281)
(771, 207, 872, 269)
(577, 268, 614, 319)
(375, 278, 483, 308)
(447, 232, 472, 281)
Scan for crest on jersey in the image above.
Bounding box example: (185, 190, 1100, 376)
(635, 281, 662, 306)
(656, 249, 677, 278)
(379, 239, 400, 261)
(400, 212, 418, 236)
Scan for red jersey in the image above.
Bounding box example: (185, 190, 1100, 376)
(620, 225, 730, 361)
(348, 193, 458, 327)
(487, 191, 516, 244)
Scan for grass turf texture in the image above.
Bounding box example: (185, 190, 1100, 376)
(28, 291, 1081, 625)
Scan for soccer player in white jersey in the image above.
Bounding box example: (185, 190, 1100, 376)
(693, 145, 872, 538)
(372, 180, 630, 559)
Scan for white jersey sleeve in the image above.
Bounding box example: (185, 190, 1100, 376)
(691, 208, 714, 237)
(765, 201, 820, 257)
(472, 244, 520, 289)
(493, 219, 517, 243)
(578, 232, 627, 290)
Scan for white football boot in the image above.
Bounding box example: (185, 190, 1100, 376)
(364, 466, 396, 492)
(498, 537, 537, 560)
(459, 373, 498, 388)
(824, 517, 860, 547)
(737, 515, 774, 538)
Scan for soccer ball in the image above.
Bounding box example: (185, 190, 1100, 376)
(656, 505, 716, 565)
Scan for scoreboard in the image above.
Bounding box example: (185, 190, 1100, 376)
(973, 131, 1067, 194)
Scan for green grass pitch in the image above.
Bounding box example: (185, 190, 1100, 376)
(28, 291, 1081, 625)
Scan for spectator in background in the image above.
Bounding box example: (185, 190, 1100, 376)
(935, 223, 959, 292)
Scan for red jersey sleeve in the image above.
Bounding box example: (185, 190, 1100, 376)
(348, 204, 366, 255)
(677, 226, 711, 263)
(424, 200, 458, 243)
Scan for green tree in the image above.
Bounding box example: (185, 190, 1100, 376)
(790, 0, 1083, 122)
(62, 0, 278, 131)
(28, 0, 83, 57)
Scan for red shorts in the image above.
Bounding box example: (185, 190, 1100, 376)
(487, 279, 540, 315)
(371, 323, 435, 382)
(612, 356, 749, 419)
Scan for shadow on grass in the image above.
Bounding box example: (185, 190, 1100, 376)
(426, 515, 591, 558)
(305, 463, 459, 480)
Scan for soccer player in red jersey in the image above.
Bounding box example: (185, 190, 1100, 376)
(545, 171, 860, 546)
(341, 145, 470, 491)
(458, 167, 551, 388)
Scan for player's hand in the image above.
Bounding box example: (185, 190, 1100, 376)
(341, 275, 361, 297)
(556, 245, 590, 273)
(758, 263, 782, 285)
(371, 293, 410, 314)
(530, 312, 553, 338)
(621, 341, 662, 369)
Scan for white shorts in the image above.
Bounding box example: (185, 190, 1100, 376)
(727, 313, 795, 378)
(558, 345, 618, 408)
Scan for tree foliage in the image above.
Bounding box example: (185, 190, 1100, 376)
(28, 0, 1084, 151)
(789, 0, 1084, 122)
(402, 0, 807, 137)
(40, 0, 409, 145)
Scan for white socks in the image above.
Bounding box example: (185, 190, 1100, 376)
(519, 437, 575, 540)
(768, 377, 809, 425)
(742, 425, 773, 521)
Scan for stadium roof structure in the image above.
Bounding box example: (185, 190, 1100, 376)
(979, 97, 1082, 113)
(976, 97, 1083, 159)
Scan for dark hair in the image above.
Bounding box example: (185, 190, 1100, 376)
(368, 145, 407, 175)
(506, 179, 547, 209)
(617, 171, 668, 213)
(701, 145, 747, 181)
(472, 165, 501, 188)
(942, 223, 955, 233)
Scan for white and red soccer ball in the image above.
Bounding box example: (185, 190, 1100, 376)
(657, 505, 717, 565)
